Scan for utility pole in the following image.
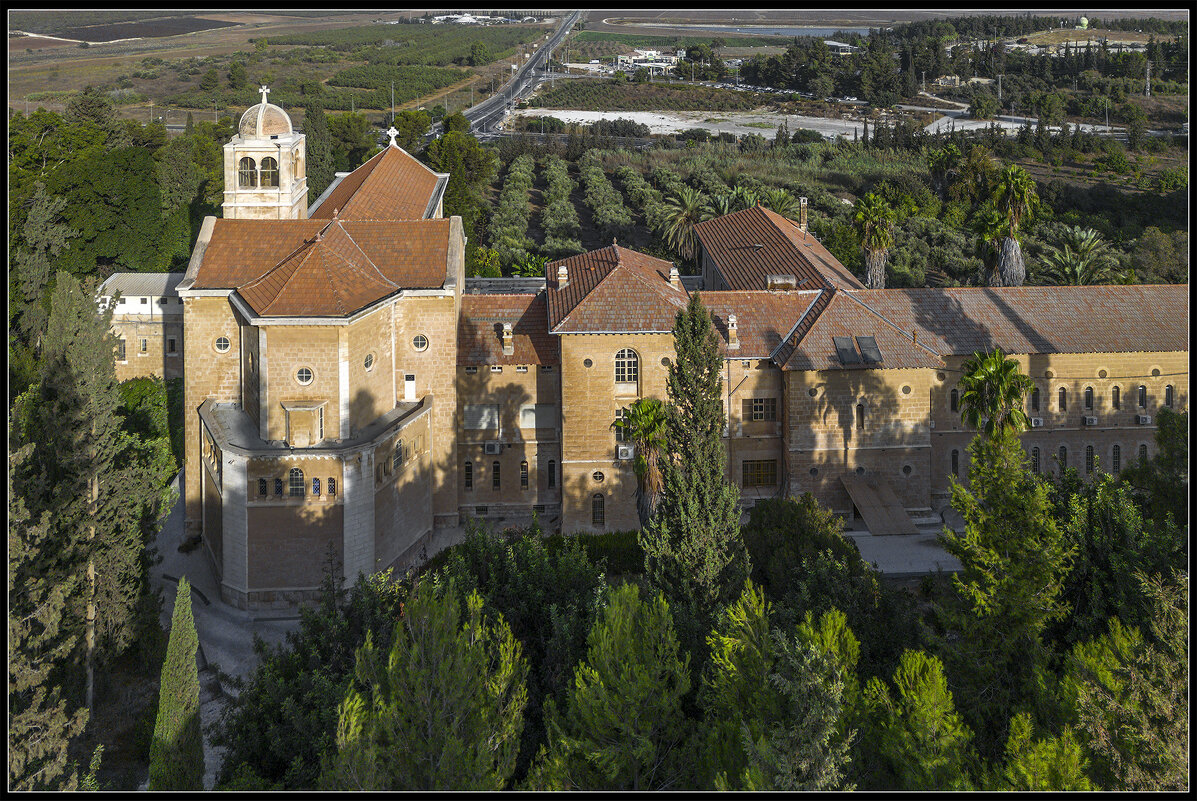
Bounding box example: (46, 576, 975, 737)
(997, 73, 1002, 103)
(148, 100, 153, 124)
(1145, 60, 1151, 96)
(921, 70, 926, 93)
(1105, 97, 1110, 135)
(391, 81, 395, 125)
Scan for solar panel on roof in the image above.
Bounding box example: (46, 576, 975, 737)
(856, 336, 883, 364)
(833, 336, 861, 364)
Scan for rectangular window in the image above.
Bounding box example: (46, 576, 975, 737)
(258, 478, 267, 497)
(328, 477, 336, 496)
(167, 337, 177, 354)
(140, 297, 148, 305)
(463, 404, 500, 430)
(465, 366, 478, 374)
(547, 460, 556, 489)
(520, 461, 529, 490)
(742, 460, 778, 487)
(540, 365, 554, 372)
(464, 462, 473, 490)
(318, 407, 324, 441)
(519, 404, 559, 429)
(516, 365, 529, 373)
(139, 338, 148, 354)
(490, 365, 503, 373)
(492, 461, 501, 491)
(117, 339, 126, 361)
(742, 397, 777, 422)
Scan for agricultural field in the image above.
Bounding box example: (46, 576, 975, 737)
(526, 79, 767, 112)
(47, 17, 239, 43)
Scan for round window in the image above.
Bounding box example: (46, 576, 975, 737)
(901, 385, 912, 395)
(1098, 369, 1108, 379)
(592, 470, 604, 482)
(583, 358, 593, 368)
(412, 334, 429, 352)
(296, 367, 314, 385)
(214, 336, 230, 353)
(807, 388, 818, 397)
(661, 357, 671, 367)
(809, 467, 819, 476)
(936, 371, 946, 382)
(855, 466, 865, 476)
(364, 353, 375, 371)
(1044, 370, 1054, 379)
(1151, 368, 1161, 377)
(902, 464, 913, 475)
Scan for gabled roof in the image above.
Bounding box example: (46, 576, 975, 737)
(857, 284, 1190, 357)
(458, 293, 559, 365)
(545, 244, 688, 333)
(99, 272, 186, 298)
(779, 289, 944, 371)
(308, 144, 448, 221)
(191, 217, 454, 316)
(694, 205, 864, 292)
(701, 290, 822, 358)
(237, 220, 399, 317)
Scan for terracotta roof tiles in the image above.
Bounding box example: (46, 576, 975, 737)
(458, 293, 559, 365)
(309, 144, 447, 221)
(700, 290, 822, 358)
(545, 245, 687, 332)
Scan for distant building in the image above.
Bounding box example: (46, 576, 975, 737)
(823, 40, 860, 56)
(99, 272, 186, 382)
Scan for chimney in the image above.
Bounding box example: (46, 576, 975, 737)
(557, 262, 568, 288)
(799, 196, 808, 232)
(912, 330, 918, 346)
(669, 263, 680, 290)
(727, 314, 739, 350)
(501, 322, 513, 356)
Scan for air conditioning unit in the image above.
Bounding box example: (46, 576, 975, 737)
(1136, 414, 1153, 425)
(483, 441, 502, 455)
(1030, 417, 1045, 427)
(1083, 416, 1099, 426)
(616, 444, 635, 461)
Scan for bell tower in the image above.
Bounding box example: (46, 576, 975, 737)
(222, 85, 308, 220)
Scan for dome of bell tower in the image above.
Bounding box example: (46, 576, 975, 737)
(238, 85, 293, 138)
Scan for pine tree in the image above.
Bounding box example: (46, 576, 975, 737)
(531, 584, 693, 790)
(303, 99, 335, 203)
(641, 292, 749, 656)
(7, 477, 89, 790)
(320, 581, 528, 790)
(184, 111, 194, 135)
(148, 577, 204, 790)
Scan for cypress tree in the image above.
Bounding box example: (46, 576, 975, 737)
(148, 577, 204, 790)
(641, 292, 749, 657)
(303, 98, 335, 203)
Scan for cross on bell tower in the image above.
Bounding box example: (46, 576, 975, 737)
(386, 126, 400, 147)
(259, 84, 270, 106)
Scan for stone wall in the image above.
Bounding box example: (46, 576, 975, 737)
(112, 316, 184, 382)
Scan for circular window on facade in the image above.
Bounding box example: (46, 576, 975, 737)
(936, 371, 946, 382)
(809, 467, 819, 476)
(902, 464, 913, 475)
(412, 334, 429, 352)
(214, 336, 230, 353)
(296, 367, 314, 385)
(661, 356, 671, 367)
(583, 358, 593, 368)
(1151, 368, 1161, 377)
(1098, 369, 1108, 379)
(901, 385, 912, 395)
(1044, 370, 1055, 379)
(808, 387, 818, 397)
(855, 466, 866, 476)
(364, 352, 375, 371)
(592, 470, 604, 482)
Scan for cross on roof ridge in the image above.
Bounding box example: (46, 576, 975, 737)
(259, 84, 270, 105)
(386, 126, 400, 146)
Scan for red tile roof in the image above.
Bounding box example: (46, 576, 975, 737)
(458, 293, 559, 365)
(694, 205, 864, 292)
(308, 144, 446, 221)
(545, 244, 687, 332)
(700, 290, 821, 357)
(780, 289, 945, 371)
(193, 218, 453, 316)
(858, 285, 1190, 357)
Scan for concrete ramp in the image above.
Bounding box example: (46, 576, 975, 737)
(840, 474, 921, 536)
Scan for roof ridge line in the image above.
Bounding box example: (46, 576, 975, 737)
(325, 220, 400, 290)
(770, 287, 828, 360)
(843, 290, 944, 358)
(317, 248, 350, 316)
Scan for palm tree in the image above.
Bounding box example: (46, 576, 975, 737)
(703, 192, 736, 219)
(760, 187, 800, 219)
(991, 164, 1040, 287)
(927, 142, 962, 199)
(970, 206, 1010, 286)
(853, 192, 896, 289)
(727, 185, 759, 211)
(657, 185, 709, 264)
(1038, 225, 1118, 285)
(957, 347, 1035, 439)
(614, 397, 668, 527)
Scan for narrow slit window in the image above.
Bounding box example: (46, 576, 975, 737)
(856, 404, 865, 430)
(1085, 445, 1095, 474)
(950, 388, 958, 412)
(1084, 387, 1093, 410)
(1112, 386, 1120, 409)
(492, 460, 500, 491)
(1138, 385, 1147, 408)
(951, 449, 960, 477)
(1112, 445, 1121, 474)
(1031, 447, 1040, 474)
(520, 460, 529, 490)
(1030, 387, 1039, 412)
(592, 493, 605, 526)
(464, 461, 473, 491)
(1058, 387, 1067, 412)
(1165, 385, 1174, 407)
(547, 459, 556, 489)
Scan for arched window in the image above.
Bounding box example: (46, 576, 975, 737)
(464, 461, 473, 491)
(238, 156, 257, 188)
(1112, 386, 1120, 409)
(289, 468, 305, 497)
(547, 459, 556, 489)
(1085, 445, 1095, 474)
(1084, 386, 1093, 410)
(592, 493, 605, 526)
(1058, 387, 1067, 412)
(1139, 444, 1148, 463)
(1165, 385, 1174, 407)
(614, 349, 639, 386)
(260, 156, 279, 187)
(258, 478, 267, 497)
(1031, 447, 1041, 473)
(1058, 446, 1067, 472)
(1138, 385, 1147, 408)
(492, 461, 501, 490)
(950, 388, 958, 412)
(856, 404, 865, 430)
(520, 460, 529, 490)
(951, 449, 959, 477)
(1112, 445, 1120, 474)
(1030, 387, 1040, 412)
